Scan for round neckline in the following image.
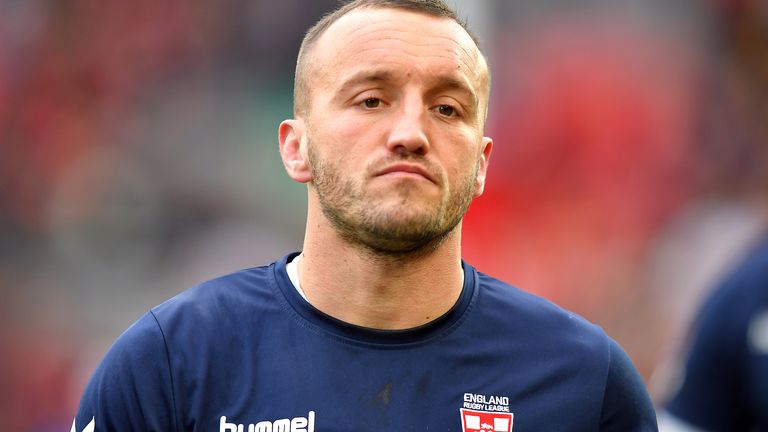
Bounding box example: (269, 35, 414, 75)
(271, 252, 477, 348)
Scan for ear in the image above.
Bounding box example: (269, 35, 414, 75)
(473, 136, 493, 197)
(279, 118, 312, 183)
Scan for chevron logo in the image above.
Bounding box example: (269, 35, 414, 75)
(71, 416, 95, 432)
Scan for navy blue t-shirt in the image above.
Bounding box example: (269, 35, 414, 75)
(665, 238, 768, 431)
(73, 254, 657, 431)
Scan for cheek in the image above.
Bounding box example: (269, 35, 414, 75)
(441, 134, 481, 170)
(309, 135, 362, 178)
(314, 118, 381, 164)
(315, 115, 372, 149)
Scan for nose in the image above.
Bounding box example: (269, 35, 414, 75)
(385, 97, 429, 156)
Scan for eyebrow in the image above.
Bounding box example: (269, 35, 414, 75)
(427, 76, 479, 110)
(333, 68, 480, 112)
(335, 69, 395, 96)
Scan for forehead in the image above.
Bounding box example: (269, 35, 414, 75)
(310, 8, 486, 93)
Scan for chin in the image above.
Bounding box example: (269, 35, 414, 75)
(376, 204, 437, 226)
(366, 209, 449, 240)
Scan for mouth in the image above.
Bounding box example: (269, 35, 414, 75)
(375, 163, 437, 184)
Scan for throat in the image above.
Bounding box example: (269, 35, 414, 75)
(292, 249, 465, 330)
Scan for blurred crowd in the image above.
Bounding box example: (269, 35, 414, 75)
(1, 0, 766, 430)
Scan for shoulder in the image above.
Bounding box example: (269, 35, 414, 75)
(150, 263, 278, 331)
(706, 238, 768, 309)
(686, 238, 768, 353)
(74, 312, 176, 430)
(601, 339, 659, 431)
(73, 262, 284, 429)
(82, 262, 278, 387)
(469, 270, 657, 430)
(95, 311, 169, 377)
(470, 271, 615, 388)
(474, 271, 609, 349)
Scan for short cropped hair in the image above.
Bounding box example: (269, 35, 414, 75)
(293, 0, 487, 116)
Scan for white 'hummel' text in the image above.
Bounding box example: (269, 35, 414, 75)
(220, 411, 315, 432)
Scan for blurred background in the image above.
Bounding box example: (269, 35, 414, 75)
(1, 0, 766, 430)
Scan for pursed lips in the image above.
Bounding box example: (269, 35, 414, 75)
(375, 163, 437, 184)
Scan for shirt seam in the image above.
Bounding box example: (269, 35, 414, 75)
(598, 336, 613, 430)
(149, 310, 180, 432)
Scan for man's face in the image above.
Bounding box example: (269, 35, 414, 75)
(301, 7, 492, 254)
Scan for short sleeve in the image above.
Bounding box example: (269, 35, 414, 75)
(599, 339, 658, 431)
(72, 312, 177, 432)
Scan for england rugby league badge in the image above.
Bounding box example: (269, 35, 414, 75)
(460, 393, 514, 432)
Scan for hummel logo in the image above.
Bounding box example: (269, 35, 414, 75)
(220, 411, 315, 432)
(70, 416, 95, 432)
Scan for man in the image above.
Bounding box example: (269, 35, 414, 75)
(72, 1, 657, 430)
(658, 235, 768, 432)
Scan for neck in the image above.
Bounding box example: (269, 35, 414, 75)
(298, 202, 465, 330)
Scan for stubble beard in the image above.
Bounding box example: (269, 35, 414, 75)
(307, 138, 478, 259)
